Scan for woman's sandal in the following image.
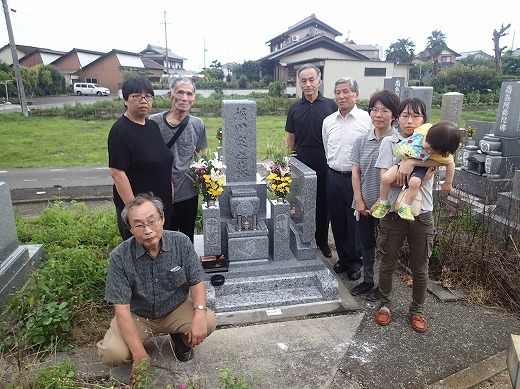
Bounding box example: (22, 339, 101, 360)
(411, 315, 428, 333)
(375, 307, 392, 326)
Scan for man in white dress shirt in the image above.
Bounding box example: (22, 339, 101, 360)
(322, 77, 371, 279)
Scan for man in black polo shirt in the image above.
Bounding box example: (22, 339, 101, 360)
(285, 64, 337, 258)
(96, 193, 216, 382)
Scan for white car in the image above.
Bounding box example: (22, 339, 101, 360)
(73, 83, 110, 96)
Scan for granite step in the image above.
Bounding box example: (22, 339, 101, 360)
(211, 272, 319, 295)
(207, 270, 339, 313)
(214, 285, 324, 312)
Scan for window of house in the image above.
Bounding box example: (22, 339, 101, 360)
(364, 68, 387, 77)
(441, 56, 451, 62)
(86, 78, 98, 84)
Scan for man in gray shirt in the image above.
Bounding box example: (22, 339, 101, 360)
(150, 78, 208, 242)
(96, 193, 216, 380)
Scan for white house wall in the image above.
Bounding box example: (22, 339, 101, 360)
(321, 59, 409, 100)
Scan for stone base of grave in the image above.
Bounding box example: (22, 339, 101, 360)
(194, 235, 340, 313)
(0, 244, 45, 306)
(454, 169, 513, 204)
(226, 220, 269, 262)
(508, 334, 520, 389)
(289, 223, 318, 260)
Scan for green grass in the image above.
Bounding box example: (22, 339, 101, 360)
(0, 108, 497, 168)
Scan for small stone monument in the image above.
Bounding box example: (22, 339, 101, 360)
(0, 182, 44, 306)
(440, 92, 464, 127)
(400, 86, 434, 121)
(383, 77, 405, 97)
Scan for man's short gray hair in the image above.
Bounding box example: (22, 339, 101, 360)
(297, 64, 322, 80)
(334, 77, 360, 94)
(121, 192, 164, 228)
(170, 77, 196, 94)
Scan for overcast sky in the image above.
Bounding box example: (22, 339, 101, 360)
(1, 0, 516, 71)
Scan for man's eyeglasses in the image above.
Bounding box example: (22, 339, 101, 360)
(131, 217, 162, 232)
(130, 94, 154, 102)
(400, 113, 424, 120)
(370, 108, 392, 115)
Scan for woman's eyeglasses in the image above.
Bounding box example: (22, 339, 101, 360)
(129, 94, 154, 102)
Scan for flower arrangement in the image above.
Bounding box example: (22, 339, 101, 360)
(465, 124, 476, 138)
(264, 146, 293, 200)
(189, 155, 226, 201)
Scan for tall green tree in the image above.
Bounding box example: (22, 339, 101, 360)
(430, 64, 499, 95)
(501, 54, 520, 75)
(385, 38, 415, 63)
(235, 60, 260, 82)
(425, 30, 447, 76)
(204, 60, 224, 81)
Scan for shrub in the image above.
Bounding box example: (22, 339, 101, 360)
(2, 201, 119, 352)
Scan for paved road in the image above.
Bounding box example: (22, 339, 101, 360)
(0, 166, 111, 189)
(0, 94, 113, 113)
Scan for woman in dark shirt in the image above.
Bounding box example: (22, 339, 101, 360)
(108, 75, 173, 240)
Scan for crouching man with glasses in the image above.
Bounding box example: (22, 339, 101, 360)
(97, 193, 216, 382)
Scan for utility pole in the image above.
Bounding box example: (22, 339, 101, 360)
(162, 11, 170, 76)
(203, 37, 207, 70)
(2, 0, 28, 116)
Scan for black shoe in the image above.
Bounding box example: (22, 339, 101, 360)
(319, 245, 332, 258)
(350, 281, 374, 296)
(347, 269, 362, 281)
(170, 333, 193, 362)
(366, 287, 380, 301)
(333, 261, 349, 273)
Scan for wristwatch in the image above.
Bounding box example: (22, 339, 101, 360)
(193, 305, 207, 311)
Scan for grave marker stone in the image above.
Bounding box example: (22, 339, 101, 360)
(401, 86, 433, 122)
(441, 92, 464, 127)
(383, 77, 405, 97)
(0, 182, 44, 305)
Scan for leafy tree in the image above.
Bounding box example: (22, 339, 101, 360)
(430, 64, 499, 95)
(458, 55, 495, 68)
(260, 74, 273, 88)
(20, 66, 39, 96)
(502, 54, 520, 75)
(37, 65, 66, 95)
(385, 38, 415, 63)
(268, 81, 284, 97)
(0, 60, 12, 75)
(425, 30, 447, 76)
(238, 75, 248, 88)
(121, 68, 151, 80)
(235, 60, 261, 82)
(204, 60, 224, 81)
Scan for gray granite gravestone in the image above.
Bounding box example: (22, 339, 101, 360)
(440, 92, 464, 127)
(0, 182, 44, 306)
(494, 82, 520, 138)
(454, 82, 520, 203)
(400, 86, 434, 122)
(383, 77, 405, 97)
(196, 100, 340, 313)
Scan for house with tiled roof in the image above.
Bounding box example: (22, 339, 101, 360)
(140, 44, 186, 74)
(19, 47, 66, 67)
(457, 50, 494, 61)
(259, 14, 409, 99)
(76, 49, 164, 93)
(51, 48, 104, 85)
(0, 44, 37, 65)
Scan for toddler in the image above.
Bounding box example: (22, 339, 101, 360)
(372, 121, 461, 220)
